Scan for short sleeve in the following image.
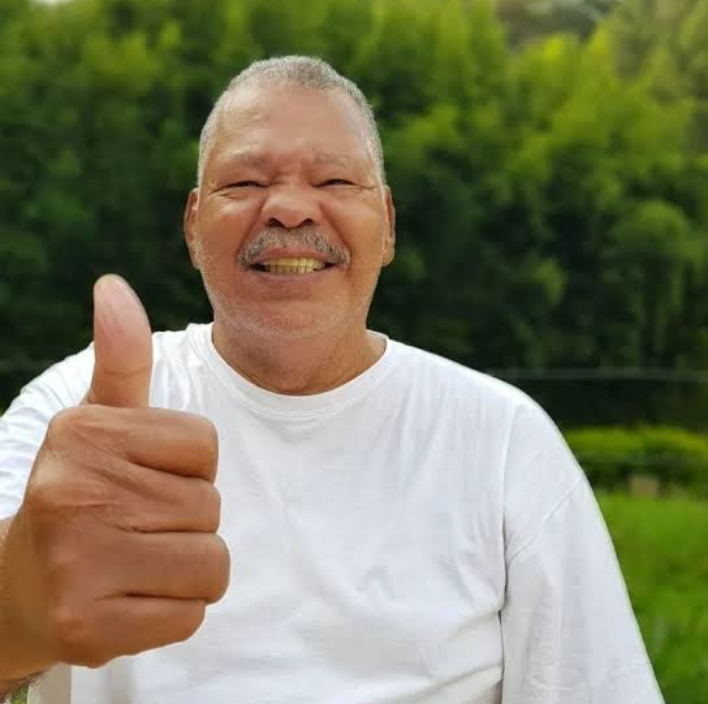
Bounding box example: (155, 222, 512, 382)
(0, 349, 93, 520)
(500, 400, 664, 703)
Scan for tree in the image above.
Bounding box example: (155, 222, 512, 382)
(1, 0, 707, 429)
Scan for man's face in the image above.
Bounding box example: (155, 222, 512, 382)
(184, 84, 395, 343)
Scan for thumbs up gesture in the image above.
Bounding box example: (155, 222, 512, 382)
(2, 276, 230, 676)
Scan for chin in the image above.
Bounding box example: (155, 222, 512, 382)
(224, 305, 353, 343)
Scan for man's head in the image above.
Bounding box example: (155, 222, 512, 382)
(184, 56, 396, 347)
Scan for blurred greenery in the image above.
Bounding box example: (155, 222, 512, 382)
(566, 425, 708, 494)
(1, 0, 708, 429)
(597, 493, 708, 704)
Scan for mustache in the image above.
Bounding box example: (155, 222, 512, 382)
(239, 226, 350, 266)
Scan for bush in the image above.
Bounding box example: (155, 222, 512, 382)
(565, 426, 708, 495)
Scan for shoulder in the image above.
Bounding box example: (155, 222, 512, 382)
(389, 340, 583, 545)
(8, 324, 208, 412)
(388, 338, 537, 423)
(392, 340, 568, 456)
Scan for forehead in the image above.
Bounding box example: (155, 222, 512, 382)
(207, 84, 375, 172)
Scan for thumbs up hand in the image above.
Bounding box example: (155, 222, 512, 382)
(2, 276, 229, 678)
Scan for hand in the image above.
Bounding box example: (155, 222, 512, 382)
(4, 275, 230, 672)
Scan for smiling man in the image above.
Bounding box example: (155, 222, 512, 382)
(0, 57, 664, 704)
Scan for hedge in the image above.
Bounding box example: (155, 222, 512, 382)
(565, 426, 708, 495)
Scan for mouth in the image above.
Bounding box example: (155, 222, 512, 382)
(250, 257, 338, 276)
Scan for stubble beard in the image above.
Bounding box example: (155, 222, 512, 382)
(193, 230, 385, 344)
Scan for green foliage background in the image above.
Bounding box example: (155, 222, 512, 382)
(2, 0, 708, 428)
(597, 493, 708, 704)
(566, 425, 708, 494)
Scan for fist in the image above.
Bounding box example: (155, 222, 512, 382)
(4, 276, 230, 672)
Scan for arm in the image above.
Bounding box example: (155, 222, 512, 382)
(0, 517, 52, 699)
(499, 399, 664, 703)
(500, 475, 664, 703)
(0, 278, 229, 703)
(0, 356, 90, 700)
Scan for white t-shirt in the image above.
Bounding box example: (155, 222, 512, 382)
(0, 324, 664, 704)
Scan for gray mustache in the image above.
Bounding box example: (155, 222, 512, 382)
(240, 227, 350, 266)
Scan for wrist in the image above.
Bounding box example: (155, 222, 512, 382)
(0, 516, 54, 681)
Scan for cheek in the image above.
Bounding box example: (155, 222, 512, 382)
(197, 200, 254, 260)
(329, 202, 388, 273)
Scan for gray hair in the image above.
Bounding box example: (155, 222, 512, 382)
(197, 55, 386, 187)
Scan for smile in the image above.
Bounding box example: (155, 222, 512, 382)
(251, 257, 336, 275)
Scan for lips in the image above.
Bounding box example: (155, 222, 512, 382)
(249, 248, 338, 268)
(244, 260, 338, 289)
(252, 257, 332, 274)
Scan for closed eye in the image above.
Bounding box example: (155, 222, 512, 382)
(319, 179, 354, 187)
(226, 180, 266, 188)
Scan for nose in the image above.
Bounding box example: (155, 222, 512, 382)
(261, 185, 319, 230)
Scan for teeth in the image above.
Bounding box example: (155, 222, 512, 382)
(261, 257, 327, 275)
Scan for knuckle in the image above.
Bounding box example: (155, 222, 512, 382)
(44, 544, 80, 585)
(50, 601, 113, 668)
(175, 603, 206, 643)
(47, 406, 116, 449)
(46, 408, 84, 445)
(195, 416, 219, 478)
(22, 464, 71, 523)
(206, 535, 231, 603)
(23, 473, 55, 516)
(50, 601, 93, 662)
(202, 485, 221, 532)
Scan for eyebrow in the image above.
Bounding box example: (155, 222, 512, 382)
(217, 148, 362, 170)
(217, 149, 270, 169)
(312, 151, 358, 169)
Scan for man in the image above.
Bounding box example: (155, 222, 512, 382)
(0, 56, 664, 704)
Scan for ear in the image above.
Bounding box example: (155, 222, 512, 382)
(382, 186, 396, 268)
(182, 188, 199, 270)
(183, 188, 200, 270)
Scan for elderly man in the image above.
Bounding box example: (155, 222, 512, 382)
(0, 57, 663, 704)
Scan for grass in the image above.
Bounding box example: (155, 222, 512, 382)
(10, 493, 707, 704)
(597, 492, 708, 704)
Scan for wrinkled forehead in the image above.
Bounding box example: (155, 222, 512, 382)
(206, 83, 376, 175)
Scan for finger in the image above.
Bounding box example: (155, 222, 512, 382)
(56, 405, 219, 482)
(110, 532, 231, 604)
(115, 408, 219, 483)
(85, 275, 153, 408)
(105, 469, 221, 534)
(87, 596, 207, 664)
(82, 406, 219, 483)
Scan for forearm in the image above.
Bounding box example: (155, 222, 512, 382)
(0, 517, 50, 693)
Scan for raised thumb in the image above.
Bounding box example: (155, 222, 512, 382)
(85, 275, 153, 408)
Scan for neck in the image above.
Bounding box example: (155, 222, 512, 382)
(211, 321, 386, 395)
